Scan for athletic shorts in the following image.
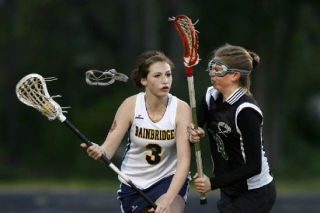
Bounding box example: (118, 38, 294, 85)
(217, 179, 276, 213)
(117, 174, 190, 213)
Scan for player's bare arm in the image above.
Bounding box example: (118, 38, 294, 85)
(81, 95, 136, 160)
(100, 95, 136, 157)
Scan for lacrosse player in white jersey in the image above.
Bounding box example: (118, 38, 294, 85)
(81, 50, 192, 213)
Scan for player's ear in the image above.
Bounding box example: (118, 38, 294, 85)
(141, 78, 147, 87)
(232, 72, 240, 82)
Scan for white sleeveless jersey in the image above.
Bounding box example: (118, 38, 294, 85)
(120, 92, 178, 189)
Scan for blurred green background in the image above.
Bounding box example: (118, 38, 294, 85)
(1, 0, 320, 192)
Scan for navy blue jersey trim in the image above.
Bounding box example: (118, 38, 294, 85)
(226, 88, 247, 105)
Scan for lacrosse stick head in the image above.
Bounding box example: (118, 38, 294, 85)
(16, 74, 66, 122)
(85, 69, 129, 86)
(169, 15, 199, 76)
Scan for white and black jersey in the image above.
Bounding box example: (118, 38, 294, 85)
(198, 86, 273, 197)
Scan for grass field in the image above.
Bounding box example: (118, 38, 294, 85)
(1, 176, 320, 194)
(1, 178, 320, 213)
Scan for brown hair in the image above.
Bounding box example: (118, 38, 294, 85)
(131, 50, 174, 88)
(212, 44, 260, 93)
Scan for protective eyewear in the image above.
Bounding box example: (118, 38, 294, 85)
(207, 58, 251, 77)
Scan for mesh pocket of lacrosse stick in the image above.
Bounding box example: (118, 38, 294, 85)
(85, 69, 128, 86)
(16, 73, 67, 122)
(169, 15, 199, 74)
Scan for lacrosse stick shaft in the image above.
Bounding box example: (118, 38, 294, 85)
(63, 119, 157, 209)
(187, 76, 207, 205)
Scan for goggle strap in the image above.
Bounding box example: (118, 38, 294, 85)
(210, 58, 229, 68)
(208, 58, 251, 76)
(228, 69, 251, 76)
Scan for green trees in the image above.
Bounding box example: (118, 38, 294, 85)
(1, 0, 320, 182)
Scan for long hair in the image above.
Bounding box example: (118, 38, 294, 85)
(131, 50, 174, 89)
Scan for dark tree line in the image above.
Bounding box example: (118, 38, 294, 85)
(1, 0, 320, 182)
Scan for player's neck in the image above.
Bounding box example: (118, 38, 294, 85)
(144, 93, 168, 121)
(221, 85, 240, 102)
(145, 93, 167, 109)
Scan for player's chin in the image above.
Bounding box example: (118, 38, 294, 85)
(158, 89, 170, 96)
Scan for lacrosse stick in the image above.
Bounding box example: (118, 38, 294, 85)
(85, 69, 128, 86)
(16, 73, 156, 209)
(169, 15, 207, 205)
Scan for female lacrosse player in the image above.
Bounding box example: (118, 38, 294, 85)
(81, 50, 191, 213)
(188, 44, 276, 213)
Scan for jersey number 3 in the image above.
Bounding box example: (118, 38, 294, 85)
(145, 143, 162, 165)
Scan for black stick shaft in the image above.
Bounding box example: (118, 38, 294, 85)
(63, 119, 157, 209)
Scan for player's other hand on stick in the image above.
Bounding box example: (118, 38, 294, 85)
(187, 124, 205, 143)
(193, 173, 211, 193)
(80, 142, 105, 160)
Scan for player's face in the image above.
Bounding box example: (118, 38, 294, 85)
(209, 57, 233, 92)
(141, 62, 172, 97)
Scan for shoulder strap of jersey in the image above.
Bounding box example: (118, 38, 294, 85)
(135, 92, 146, 116)
(166, 93, 177, 126)
(235, 102, 263, 134)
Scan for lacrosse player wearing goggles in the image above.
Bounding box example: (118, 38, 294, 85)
(189, 44, 276, 213)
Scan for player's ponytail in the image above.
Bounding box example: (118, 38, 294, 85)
(248, 51, 260, 70)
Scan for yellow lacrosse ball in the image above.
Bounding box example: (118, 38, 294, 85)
(42, 102, 53, 111)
